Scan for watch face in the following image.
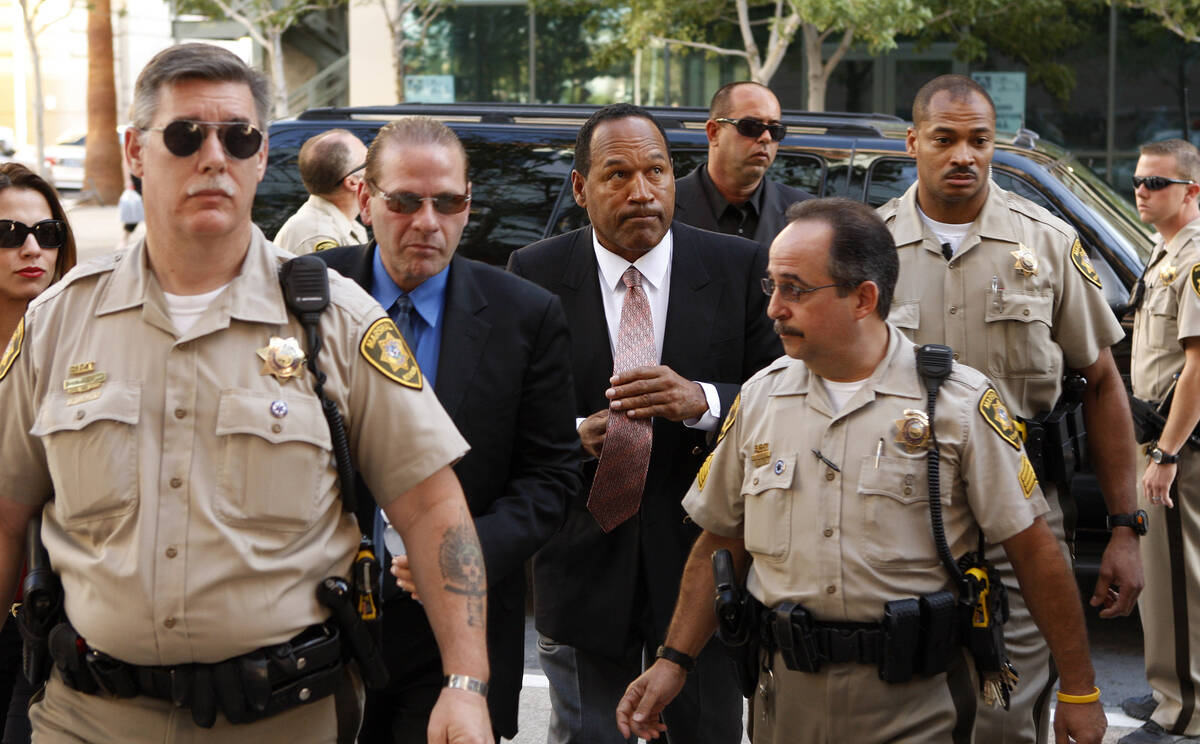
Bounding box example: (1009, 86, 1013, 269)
(1152, 448, 1163, 463)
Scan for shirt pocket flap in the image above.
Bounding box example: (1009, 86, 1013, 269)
(745, 454, 796, 495)
(1146, 287, 1173, 316)
(215, 390, 332, 449)
(887, 300, 920, 330)
(31, 381, 141, 436)
(985, 290, 1053, 324)
(856, 455, 925, 506)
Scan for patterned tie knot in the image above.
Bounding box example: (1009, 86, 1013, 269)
(622, 266, 643, 290)
(393, 294, 413, 317)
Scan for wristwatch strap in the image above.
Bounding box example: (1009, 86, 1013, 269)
(1107, 510, 1149, 536)
(443, 674, 489, 698)
(655, 645, 696, 673)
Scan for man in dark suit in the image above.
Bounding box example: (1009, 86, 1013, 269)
(316, 116, 581, 743)
(507, 103, 781, 744)
(674, 81, 812, 245)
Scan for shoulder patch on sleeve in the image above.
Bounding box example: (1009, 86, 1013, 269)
(1071, 239, 1103, 289)
(718, 392, 740, 443)
(1192, 263, 1200, 299)
(360, 317, 423, 389)
(312, 239, 338, 252)
(0, 317, 23, 382)
(979, 387, 1021, 450)
(1018, 454, 1038, 499)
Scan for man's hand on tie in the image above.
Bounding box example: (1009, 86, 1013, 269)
(579, 410, 609, 459)
(607, 365, 708, 422)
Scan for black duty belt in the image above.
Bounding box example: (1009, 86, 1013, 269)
(49, 621, 343, 728)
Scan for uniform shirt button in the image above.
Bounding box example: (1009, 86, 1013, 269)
(826, 585, 836, 594)
(1023, 309, 1030, 316)
(904, 487, 913, 495)
(165, 546, 178, 559)
(823, 528, 834, 538)
(174, 408, 186, 419)
(75, 410, 85, 420)
(170, 477, 183, 489)
(949, 306, 958, 314)
(691, 446, 703, 456)
(953, 353, 960, 360)
(163, 617, 176, 629)
(272, 423, 282, 433)
(752, 477, 759, 486)
(825, 470, 835, 481)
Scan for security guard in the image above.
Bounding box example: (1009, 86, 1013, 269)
(274, 129, 368, 255)
(0, 44, 492, 743)
(878, 74, 1142, 744)
(1122, 138, 1200, 744)
(616, 198, 1106, 744)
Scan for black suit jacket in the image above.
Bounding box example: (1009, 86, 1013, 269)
(674, 162, 812, 245)
(316, 247, 581, 737)
(507, 221, 781, 658)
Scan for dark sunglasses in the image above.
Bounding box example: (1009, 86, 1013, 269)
(0, 219, 67, 250)
(370, 184, 471, 215)
(1132, 175, 1197, 191)
(715, 117, 787, 142)
(148, 120, 264, 159)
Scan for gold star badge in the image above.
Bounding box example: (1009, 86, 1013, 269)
(1160, 264, 1178, 286)
(257, 336, 306, 382)
(1010, 243, 1038, 277)
(894, 409, 931, 453)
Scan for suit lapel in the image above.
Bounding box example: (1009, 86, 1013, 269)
(676, 167, 720, 233)
(560, 228, 614, 412)
(661, 222, 717, 372)
(435, 256, 491, 417)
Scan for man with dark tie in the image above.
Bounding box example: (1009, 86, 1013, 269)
(507, 103, 780, 744)
(316, 116, 581, 743)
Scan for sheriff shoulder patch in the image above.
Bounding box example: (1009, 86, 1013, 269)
(0, 317, 23, 382)
(360, 317, 423, 389)
(1018, 454, 1038, 499)
(979, 387, 1021, 450)
(718, 393, 740, 443)
(1071, 239, 1103, 289)
(312, 239, 338, 253)
(1192, 263, 1200, 300)
(696, 452, 714, 491)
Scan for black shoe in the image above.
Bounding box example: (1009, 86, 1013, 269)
(1118, 721, 1200, 743)
(1123, 694, 1159, 722)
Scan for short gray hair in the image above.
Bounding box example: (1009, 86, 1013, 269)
(130, 43, 272, 130)
(1140, 138, 1200, 183)
(365, 116, 469, 186)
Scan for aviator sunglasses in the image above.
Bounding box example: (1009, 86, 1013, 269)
(147, 120, 264, 159)
(715, 117, 788, 142)
(1132, 175, 1197, 191)
(369, 182, 471, 215)
(0, 219, 67, 250)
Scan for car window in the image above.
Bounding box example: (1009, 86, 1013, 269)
(863, 157, 916, 207)
(768, 152, 826, 195)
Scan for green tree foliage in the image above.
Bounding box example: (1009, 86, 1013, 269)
(1118, 0, 1200, 42)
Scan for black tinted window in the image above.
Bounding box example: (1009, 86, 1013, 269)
(768, 153, 825, 195)
(864, 158, 916, 207)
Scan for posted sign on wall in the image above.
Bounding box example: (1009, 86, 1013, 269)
(971, 72, 1026, 133)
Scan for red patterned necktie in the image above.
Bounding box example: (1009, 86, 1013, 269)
(587, 266, 656, 532)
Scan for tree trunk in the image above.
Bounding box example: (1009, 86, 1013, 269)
(803, 25, 827, 112)
(395, 36, 406, 101)
(270, 31, 288, 118)
(18, 0, 48, 184)
(85, 0, 123, 205)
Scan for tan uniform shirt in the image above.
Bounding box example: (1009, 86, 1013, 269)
(682, 325, 1048, 620)
(0, 226, 467, 666)
(273, 194, 367, 255)
(1131, 218, 1200, 401)
(878, 181, 1124, 419)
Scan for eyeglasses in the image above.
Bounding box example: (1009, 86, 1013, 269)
(715, 117, 787, 142)
(342, 163, 366, 181)
(0, 219, 67, 250)
(761, 277, 853, 302)
(370, 183, 471, 215)
(146, 120, 264, 159)
(1132, 175, 1197, 191)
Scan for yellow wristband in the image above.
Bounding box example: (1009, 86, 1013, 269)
(1056, 686, 1101, 704)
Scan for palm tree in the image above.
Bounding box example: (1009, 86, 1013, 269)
(85, 0, 123, 205)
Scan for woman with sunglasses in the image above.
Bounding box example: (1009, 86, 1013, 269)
(0, 161, 75, 744)
(0, 162, 76, 343)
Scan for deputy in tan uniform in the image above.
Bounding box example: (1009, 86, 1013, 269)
(274, 128, 368, 255)
(877, 74, 1142, 744)
(1121, 138, 1200, 744)
(0, 43, 492, 744)
(617, 198, 1106, 744)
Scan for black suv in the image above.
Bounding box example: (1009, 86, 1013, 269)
(256, 103, 1155, 575)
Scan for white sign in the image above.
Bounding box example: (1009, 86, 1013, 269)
(971, 72, 1026, 133)
(406, 75, 455, 103)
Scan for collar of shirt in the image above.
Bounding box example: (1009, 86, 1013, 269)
(306, 194, 367, 243)
(697, 161, 765, 220)
(893, 179, 1022, 257)
(369, 245, 449, 332)
(1164, 215, 1200, 259)
(591, 227, 673, 362)
(97, 224, 289, 339)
